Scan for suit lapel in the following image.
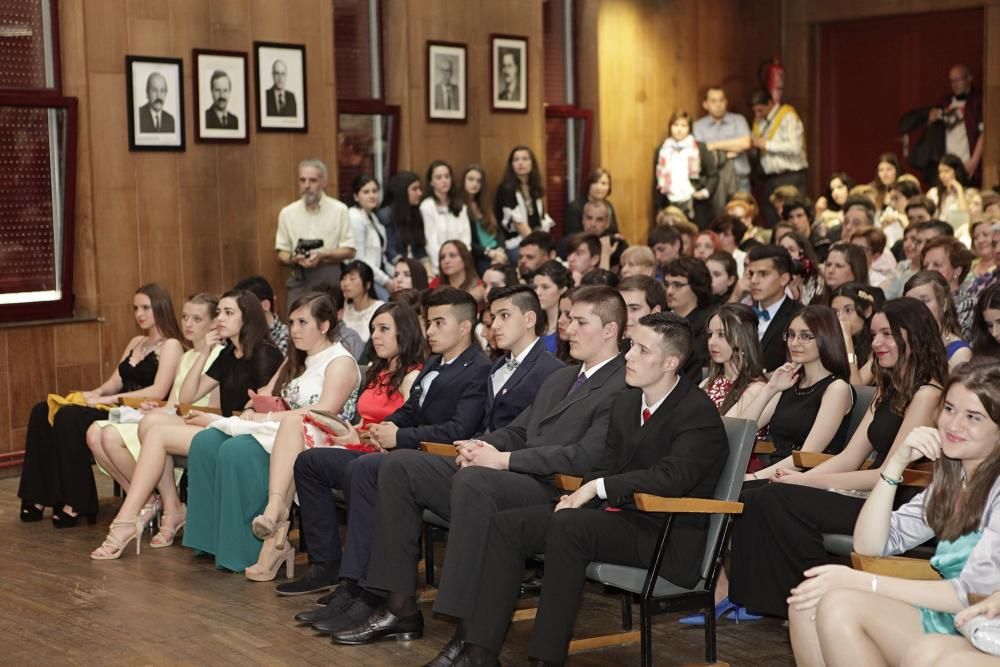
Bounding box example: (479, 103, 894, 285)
(760, 298, 792, 350)
(619, 378, 692, 469)
(494, 339, 541, 400)
(542, 355, 622, 423)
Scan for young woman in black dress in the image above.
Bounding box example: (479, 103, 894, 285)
(18, 283, 184, 526)
(728, 297, 946, 624)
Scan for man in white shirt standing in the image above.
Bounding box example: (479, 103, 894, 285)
(275, 159, 356, 307)
(750, 90, 808, 227)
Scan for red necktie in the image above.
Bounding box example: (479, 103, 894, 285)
(642, 408, 652, 424)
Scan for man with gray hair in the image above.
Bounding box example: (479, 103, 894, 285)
(266, 59, 297, 117)
(275, 159, 356, 306)
(138, 72, 175, 133)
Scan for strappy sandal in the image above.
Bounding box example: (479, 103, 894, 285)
(91, 517, 143, 560)
(150, 508, 186, 549)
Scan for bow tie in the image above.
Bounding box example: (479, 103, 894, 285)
(504, 356, 519, 372)
(752, 305, 771, 322)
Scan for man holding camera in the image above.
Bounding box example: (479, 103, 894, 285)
(275, 159, 356, 306)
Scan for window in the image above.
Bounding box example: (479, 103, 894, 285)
(0, 0, 78, 322)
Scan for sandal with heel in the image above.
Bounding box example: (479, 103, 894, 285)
(245, 520, 295, 582)
(251, 494, 288, 540)
(91, 517, 144, 560)
(150, 507, 186, 549)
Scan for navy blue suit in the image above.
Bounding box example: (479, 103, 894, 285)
(293, 343, 488, 572)
(480, 339, 565, 435)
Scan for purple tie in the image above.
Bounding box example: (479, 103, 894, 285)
(566, 372, 587, 397)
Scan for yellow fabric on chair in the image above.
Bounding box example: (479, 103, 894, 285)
(46, 392, 115, 425)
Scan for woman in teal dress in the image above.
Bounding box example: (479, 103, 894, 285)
(786, 358, 1000, 667)
(182, 293, 360, 576)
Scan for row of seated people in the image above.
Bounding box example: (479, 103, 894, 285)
(16, 265, 1000, 664)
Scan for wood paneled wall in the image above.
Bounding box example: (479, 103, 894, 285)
(383, 0, 546, 212)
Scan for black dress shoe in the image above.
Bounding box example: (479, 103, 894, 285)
(449, 644, 501, 667)
(276, 563, 339, 596)
(423, 638, 465, 667)
(295, 586, 357, 624)
(311, 598, 375, 635)
(330, 607, 423, 645)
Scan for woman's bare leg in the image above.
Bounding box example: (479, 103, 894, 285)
(815, 589, 923, 667)
(108, 424, 201, 522)
(96, 427, 136, 493)
(259, 414, 305, 525)
(789, 603, 827, 667)
(901, 634, 1000, 667)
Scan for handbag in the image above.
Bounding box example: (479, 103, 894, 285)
(959, 615, 1000, 657)
(252, 394, 288, 413)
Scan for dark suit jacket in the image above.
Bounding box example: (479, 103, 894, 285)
(484, 354, 627, 477)
(266, 86, 297, 117)
(479, 340, 565, 435)
(759, 297, 804, 373)
(386, 344, 491, 449)
(205, 108, 239, 129)
(434, 83, 460, 110)
(680, 305, 711, 383)
(585, 378, 729, 587)
(138, 104, 175, 133)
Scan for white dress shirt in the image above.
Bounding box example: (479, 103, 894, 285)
(491, 338, 539, 397)
(757, 295, 787, 338)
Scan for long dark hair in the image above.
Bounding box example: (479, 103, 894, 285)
(937, 153, 969, 188)
(394, 257, 429, 291)
(136, 283, 183, 344)
(791, 305, 851, 380)
(827, 242, 869, 287)
(824, 172, 856, 212)
(872, 297, 947, 415)
(925, 359, 1000, 541)
(350, 173, 379, 209)
(272, 293, 339, 396)
(384, 171, 426, 250)
(364, 302, 426, 399)
(424, 160, 463, 216)
(460, 163, 497, 237)
(219, 288, 274, 360)
(904, 270, 963, 339)
(500, 145, 544, 200)
(705, 304, 765, 414)
(439, 240, 478, 291)
(829, 283, 882, 368)
(971, 283, 1000, 357)
(707, 251, 738, 304)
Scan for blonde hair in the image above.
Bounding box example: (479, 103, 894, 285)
(620, 245, 655, 269)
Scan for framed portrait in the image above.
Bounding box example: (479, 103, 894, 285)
(193, 49, 249, 143)
(254, 41, 307, 132)
(126, 55, 185, 151)
(426, 41, 467, 122)
(491, 35, 528, 112)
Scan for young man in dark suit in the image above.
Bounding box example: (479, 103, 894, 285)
(319, 286, 629, 649)
(746, 245, 803, 373)
(446, 312, 729, 667)
(479, 285, 564, 434)
(276, 288, 489, 598)
(664, 257, 714, 382)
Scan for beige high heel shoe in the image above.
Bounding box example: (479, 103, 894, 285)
(245, 520, 295, 582)
(150, 507, 186, 549)
(251, 493, 287, 540)
(91, 516, 144, 560)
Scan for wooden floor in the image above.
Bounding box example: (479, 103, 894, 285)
(0, 474, 795, 666)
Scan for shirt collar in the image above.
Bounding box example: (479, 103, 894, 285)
(643, 376, 680, 417)
(581, 354, 617, 379)
(509, 337, 539, 366)
(759, 295, 786, 318)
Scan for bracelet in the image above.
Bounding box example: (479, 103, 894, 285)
(752, 471, 759, 480)
(880, 471, 903, 486)
(846, 353, 857, 364)
(871, 575, 878, 593)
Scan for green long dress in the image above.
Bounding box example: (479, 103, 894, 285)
(182, 343, 359, 572)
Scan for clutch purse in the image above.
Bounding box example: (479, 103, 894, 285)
(252, 394, 288, 413)
(960, 615, 1000, 657)
(308, 409, 352, 436)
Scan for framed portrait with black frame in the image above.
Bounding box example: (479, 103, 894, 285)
(491, 34, 528, 112)
(193, 49, 249, 143)
(427, 41, 467, 122)
(126, 55, 185, 151)
(254, 41, 307, 132)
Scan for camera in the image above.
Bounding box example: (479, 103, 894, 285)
(294, 238, 323, 257)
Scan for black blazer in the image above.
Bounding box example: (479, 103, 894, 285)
(679, 305, 712, 383)
(138, 104, 175, 133)
(480, 340, 565, 435)
(587, 378, 729, 588)
(484, 354, 627, 477)
(205, 108, 239, 129)
(266, 86, 297, 117)
(386, 344, 491, 449)
(759, 297, 803, 373)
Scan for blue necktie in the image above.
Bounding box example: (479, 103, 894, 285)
(753, 305, 771, 322)
(566, 372, 587, 397)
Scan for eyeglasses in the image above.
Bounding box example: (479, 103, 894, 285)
(664, 280, 690, 290)
(783, 331, 816, 343)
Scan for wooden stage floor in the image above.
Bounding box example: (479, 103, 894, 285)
(0, 474, 795, 666)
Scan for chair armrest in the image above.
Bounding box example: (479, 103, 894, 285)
(420, 442, 457, 458)
(753, 440, 775, 455)
(177, 403, 223, 416)
(633, 494, 743, 515)
(119, 396, 164, 409)
(850, 552, 939, 580)
(792, 451, 834, 469)
(553, 474, 581, 491)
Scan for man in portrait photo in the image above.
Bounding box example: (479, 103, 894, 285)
(205, 70, 239, 130)
(498, 48, 521, 102)
(266, 59, 297, 117)
(433, 55, 459, 111)
(138, 72, 175, 133)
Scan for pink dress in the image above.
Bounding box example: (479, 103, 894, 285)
(702, 375, 767, 473)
